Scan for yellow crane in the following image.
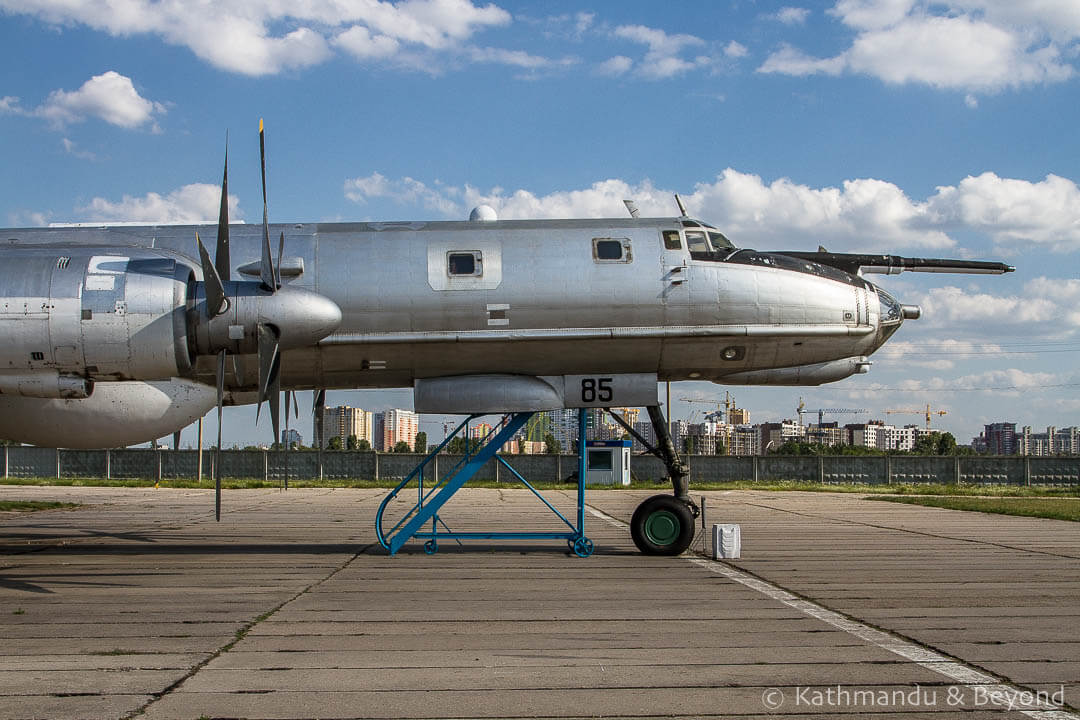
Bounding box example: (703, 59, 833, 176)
(679, 392, 736, 423)
(885, 403, 947, 430)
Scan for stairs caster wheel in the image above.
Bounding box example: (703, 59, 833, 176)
(573, 536, 594, 558)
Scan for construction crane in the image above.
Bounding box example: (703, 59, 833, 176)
(680, 392, 736, 423)
(796, 397, 868, 426)
(885, 404, 947, 430)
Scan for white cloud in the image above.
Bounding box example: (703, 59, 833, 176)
(39, 71, 165, 130)
(758, 43, 846, 76)
(1, 72, 165, 131)
(333, 26, 401, 60)
(772, 7, 812, 25)
(344, 168, 1080, 255)
(926, 173, 1080, 252)
(61, 138, 96, 161)
(724, 41, 749, 59)
(876, 339, 1007, 370)
(914, 282, 1080, 332)
(596, 55, 633, 76)
(344, 173, 460, 216)
(1, 0, 512, 76)
(76, 184, 242, 225)
(613, 24, 710, 79)
(466, 46, 573, 70)
(759, 1, 1077, 92)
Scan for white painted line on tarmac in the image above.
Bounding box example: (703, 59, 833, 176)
(586, 504, 1078, 719)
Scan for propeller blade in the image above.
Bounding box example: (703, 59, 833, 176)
(313, 388, 326, 449)
(215, 349, 225, 522)
(292, 390, 299, 419)
(259, 119, 276, 291)
(276, 231, 284, 289)
(216, 135, 231, 282)
(196, 231, 227, 316)
(256, 323, 281, 433)
(269, 372, 281, 452)
(282, 385, 290, 490)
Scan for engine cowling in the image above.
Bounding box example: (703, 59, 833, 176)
(0, 248, 195, 383)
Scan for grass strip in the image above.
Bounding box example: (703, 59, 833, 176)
(869, 495, 1080, 522)
(0, 500, 79, 512)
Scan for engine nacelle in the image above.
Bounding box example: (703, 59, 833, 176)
(717, 356, 872, 386)
(0, 248, 195, 381)
(0, 378, 216, 447)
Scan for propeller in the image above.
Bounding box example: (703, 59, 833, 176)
(192, 120, 343, 519)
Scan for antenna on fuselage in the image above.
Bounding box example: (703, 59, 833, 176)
(674, 193, 688, 217)
(623, 200, 639, 218)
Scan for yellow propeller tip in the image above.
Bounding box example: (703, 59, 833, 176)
(259, 118, 264, 132)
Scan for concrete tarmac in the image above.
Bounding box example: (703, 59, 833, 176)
(0, 485, 1077, 719)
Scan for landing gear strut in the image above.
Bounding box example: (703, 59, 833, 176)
(608, 404, 698, 555)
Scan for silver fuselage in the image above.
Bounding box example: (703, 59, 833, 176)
(1, 216, 895, 394)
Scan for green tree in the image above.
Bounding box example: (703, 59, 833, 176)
(543, 432, 561, 455)
(392, 440, 411, 453)
(326, 436, 343, 451)
(414, 431, 428, 454)
(356, 438, 372, 452)
(346, 434, 359, 450)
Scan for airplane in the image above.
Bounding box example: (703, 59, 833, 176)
(0, 124, 1013, 555)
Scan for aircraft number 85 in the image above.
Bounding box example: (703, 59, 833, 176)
(580, 377, 614, 403)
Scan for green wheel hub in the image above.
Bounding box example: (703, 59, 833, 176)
(643, 509, 681, 546)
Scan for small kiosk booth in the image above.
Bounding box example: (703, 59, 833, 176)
(584, 439, 632, 486)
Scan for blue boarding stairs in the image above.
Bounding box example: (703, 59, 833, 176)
(375, 410, 594, 557)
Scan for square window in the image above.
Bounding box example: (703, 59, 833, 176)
(663, 230, 682, 250)
(448, 252, 481, 276)
(592, 238, 632, 263)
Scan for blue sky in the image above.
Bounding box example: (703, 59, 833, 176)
(1, 0, 1078, 448)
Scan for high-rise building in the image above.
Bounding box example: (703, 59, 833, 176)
(728, 408, 750, 425)
(320, 405, 373, 449)
(281, 428, 302, 448)
(380, 409, 419, 451)
(978, 423, 1018, 455)
(1019, 426, 1080, 456)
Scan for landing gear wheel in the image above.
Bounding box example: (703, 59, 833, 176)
(630, 494, 695, 556)
(423, 539, 438, 555)
(572, 536, 594, 558)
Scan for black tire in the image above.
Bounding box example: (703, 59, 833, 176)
(630, 494, 695, 555)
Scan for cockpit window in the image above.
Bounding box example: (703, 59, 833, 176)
(685, 230, 709, 254)
(662, 230, 682, 250)
(708, 231, 734, 251)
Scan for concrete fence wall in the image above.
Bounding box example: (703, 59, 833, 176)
(2, 446, 1078, 485)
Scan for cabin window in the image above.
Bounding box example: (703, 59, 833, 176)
(592, 238, 632, 263)
(663, 230, 682, 250)
(685, 230, 709, 254)
(447, 251, 482, 276)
